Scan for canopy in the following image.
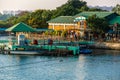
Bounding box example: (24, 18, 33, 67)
(5, 22, 36, 32)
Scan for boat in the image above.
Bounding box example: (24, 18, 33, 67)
(79, 44, 92, 54)
(79, 49, 92, 54)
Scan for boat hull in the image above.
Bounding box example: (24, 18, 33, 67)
(79, 49, 92, 54)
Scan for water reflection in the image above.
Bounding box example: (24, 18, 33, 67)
(76, 50, 120, 80)
(75, 54, 87, 80)
(0, 50, 120, 80)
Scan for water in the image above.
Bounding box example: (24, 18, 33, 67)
(0, 35, 14, 40)
(0, 49, 120, 80)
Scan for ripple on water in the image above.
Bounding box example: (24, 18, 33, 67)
(0, 50, 120, 80)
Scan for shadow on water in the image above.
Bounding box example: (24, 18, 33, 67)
(90, 49, 120, 56)
(1, 49, 120, 80)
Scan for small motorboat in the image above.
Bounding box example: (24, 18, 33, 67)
(79, 49, 92, 54)
(79, 44, 92, 54)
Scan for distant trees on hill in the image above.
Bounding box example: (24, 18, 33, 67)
(0, 14, 12, 21)
(0, 0, 116, 29)
(112, 4, 120, 15)
(52, 0, 88, 17)
(0, 13, 13, 28)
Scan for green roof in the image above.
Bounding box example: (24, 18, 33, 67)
(47, 12, 116, 23)
(6, 22, 36, 32)
(74, 12, 114, 18)
(47, 16, 74, 23)
(109, 16, 120, 25)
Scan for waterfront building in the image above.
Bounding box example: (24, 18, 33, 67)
(47, 11, 120, 38)
(5, 22, 53, 41)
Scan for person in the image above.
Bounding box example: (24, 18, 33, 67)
(24, 38, 28, 46)
(74, 33, 77, 41)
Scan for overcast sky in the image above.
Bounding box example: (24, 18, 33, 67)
(0, 0, 120, 12)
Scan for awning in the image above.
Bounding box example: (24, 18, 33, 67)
(5, 22, 37, 32)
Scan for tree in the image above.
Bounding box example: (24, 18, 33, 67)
(7, 10, 53, 28)
(28, 9, 52, 28)
(79, 5, 89, 11)
(112, 4, 120, 15)
(52, 0, 87, 18)
(87, 15, 109, 33)
(7, 11, 31, 25)
(89, 8, 106, 11)
(0, 20, 12, 28)
(4, 0, 108, 29)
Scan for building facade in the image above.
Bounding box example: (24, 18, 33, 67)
(47, 12, 120, 38)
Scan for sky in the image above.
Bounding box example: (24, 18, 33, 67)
(0, 0, 120, 12)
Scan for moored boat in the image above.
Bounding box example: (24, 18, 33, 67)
(79, 43, 92, 54)
(79, 49, 92, 54)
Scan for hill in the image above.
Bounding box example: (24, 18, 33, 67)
(89, 6, 113, 11)
(0, 14, 13, 21)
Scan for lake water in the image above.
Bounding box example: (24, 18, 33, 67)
(0, 49, 120, 80)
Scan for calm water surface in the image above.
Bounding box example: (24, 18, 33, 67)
(0, 49, 120, 80)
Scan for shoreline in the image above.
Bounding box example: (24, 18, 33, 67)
(89, 42, 120, 50)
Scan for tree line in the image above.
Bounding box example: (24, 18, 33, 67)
(0, 0, 120, 30)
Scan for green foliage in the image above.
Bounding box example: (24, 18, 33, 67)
(28, 9, 52, 28)
(2, 0, 108, 29)
(0, 20, 11, 28)
(7, 11, 31, 25)
(79, 5, 89, 11)
(54, 30, 61, 36)
(87, 15, 109, 33)
(52, 0, 87, 17)
(89, 8, 106, 11)
(112, 4, 120, 15)
(44, 31, 49, 35)
(61, 30, 67, 37)
(7, 10, 52, 28)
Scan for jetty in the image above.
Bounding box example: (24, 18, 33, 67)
(0, 44, 80, 56)
(0, 22, 94, 56)
(0, 40, 94, 56)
